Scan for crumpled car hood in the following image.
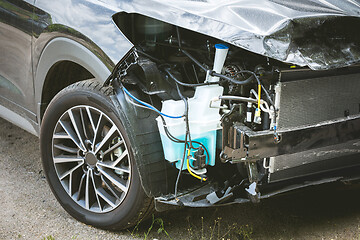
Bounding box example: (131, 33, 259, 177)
(114, 0, 360, 70)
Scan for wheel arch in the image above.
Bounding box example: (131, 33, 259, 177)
(35, 37, 112, 124)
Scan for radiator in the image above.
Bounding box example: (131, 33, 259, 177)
(269, 68, 360, 182)
(277, 71, 360, 129)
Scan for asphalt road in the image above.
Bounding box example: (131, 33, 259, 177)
(1, 117, 360, 240)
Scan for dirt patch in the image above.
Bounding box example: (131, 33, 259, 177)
(1, 117, 360, 240)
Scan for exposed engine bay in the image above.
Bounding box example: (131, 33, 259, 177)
(106, 14, 360, 208)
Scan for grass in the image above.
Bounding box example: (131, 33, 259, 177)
(186, 215, 253, 240)
(42, 236, 55, 240)
(131, 213, 253, 240)
(40, 235, 79, 240)
(39, 212, 253, 240)
(130, 214, 172, 240)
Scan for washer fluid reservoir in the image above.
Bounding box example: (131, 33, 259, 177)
(157, 43, 228, 170)
(156, 85, 223, 169)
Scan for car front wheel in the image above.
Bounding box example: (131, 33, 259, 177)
(40, 80, 153, 230)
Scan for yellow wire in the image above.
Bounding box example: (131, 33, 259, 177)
(257, 84, 261, 109)
(186, 149, 207, 181)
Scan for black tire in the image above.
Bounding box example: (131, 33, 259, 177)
(40, 80, 153, 230)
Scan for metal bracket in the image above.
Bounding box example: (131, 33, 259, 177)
(222, 115, 360, 162)
(220, 123, 258, 163)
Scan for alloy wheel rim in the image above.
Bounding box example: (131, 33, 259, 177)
(51, 105, 131, 213)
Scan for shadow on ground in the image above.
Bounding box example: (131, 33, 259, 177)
(129, 181, 360, 239)
(1, 117, 360, 240)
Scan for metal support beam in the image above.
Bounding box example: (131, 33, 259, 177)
(224, 115, 360, 162)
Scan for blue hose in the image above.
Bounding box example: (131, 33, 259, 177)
(122, 86, 183, 119)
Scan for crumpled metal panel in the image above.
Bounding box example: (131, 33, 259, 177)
(110, 0, 360, 70)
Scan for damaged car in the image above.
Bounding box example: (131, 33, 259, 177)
(1, 0, 360, 230)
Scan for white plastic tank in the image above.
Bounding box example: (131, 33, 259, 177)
(156, 85, 223, 169)
(157, 44, 229, 169)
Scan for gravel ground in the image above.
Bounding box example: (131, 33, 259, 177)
(1, 117, 360, 240)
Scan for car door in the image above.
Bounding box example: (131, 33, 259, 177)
(0, 0, 36, 123)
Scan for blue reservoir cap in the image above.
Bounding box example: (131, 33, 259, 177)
(215, 43, 229, 49)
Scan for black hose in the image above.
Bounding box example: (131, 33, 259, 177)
(173, 76, 188, 199)
(175, 83, 188, 119)
(175, 29, 254, 86)
(181, 48, 257, 86)
(174, 82, 195, 149)
(174, 132, 188, 199)
(164, 68, 219, 87)
(176, 26, 183, 49)
(211, 71, 254, 85)
(181, 49, 208, 72)
(160, 114, 209, 161)
(261, 85, 274, 106)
